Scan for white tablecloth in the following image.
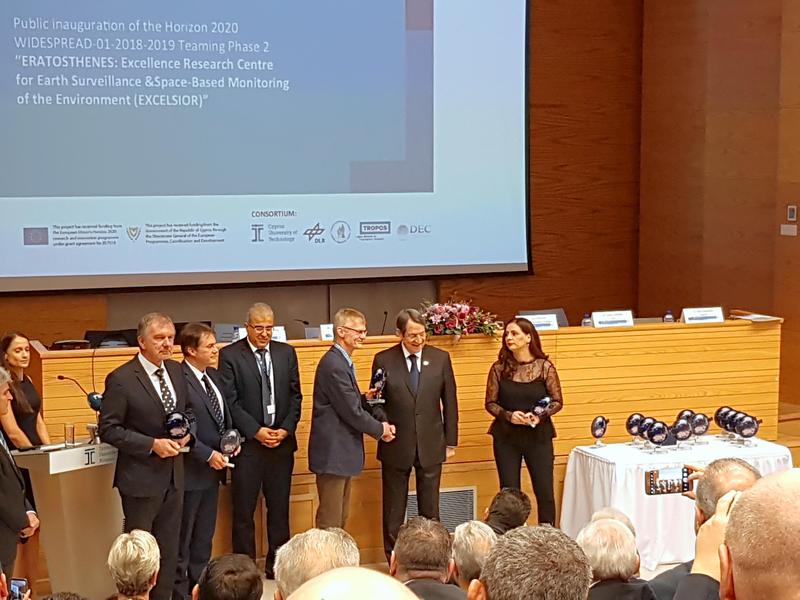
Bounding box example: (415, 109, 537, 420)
(560, 438, 793, 570)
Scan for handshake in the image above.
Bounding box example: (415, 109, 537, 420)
(381, 422, 397, 442)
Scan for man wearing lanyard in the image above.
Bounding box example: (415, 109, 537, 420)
(219, 303, 302, 579)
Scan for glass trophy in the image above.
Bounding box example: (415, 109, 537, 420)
(671, 417, 692, 448)
(590, 416, 609, 448)
(626, 413, 643, 446)
(646, 421, 669, 453)
(690, 413, 710, 445)
(164, 411, 191, 453)
(531, 396, 552, 428)
(220, 429, 243, 467)
(367, 367, 387, 407)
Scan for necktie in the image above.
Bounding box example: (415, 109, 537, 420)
(155, 368, 176, 412)
(202, 374, 225, 434)
(256, 349, 275, 426)
(409, 354, 420, 393)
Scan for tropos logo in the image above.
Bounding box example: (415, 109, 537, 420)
(304, 222, 326, 242)
(359, 221, 391, 235)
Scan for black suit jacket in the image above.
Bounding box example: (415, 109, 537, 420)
(673, 574, 719, 600)
(371, 344, 458, 469)
(649, 560, 692, 600)
(98, 356, 190, 497)
(182, 363, 233, 491)
(0, 447, 31, 570)
(405, 579, 467, 600)
(589, 578, 657, 600)
(218, 339, 302, 450)
(308, 346, 384, 477)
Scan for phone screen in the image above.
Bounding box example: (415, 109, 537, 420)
(9, 578, 29, 600)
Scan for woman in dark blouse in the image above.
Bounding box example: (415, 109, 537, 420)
(485, 317, 562, 525)
(0, 331, 49, 591)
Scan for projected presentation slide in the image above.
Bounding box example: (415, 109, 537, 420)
(0, 0, 529, 292)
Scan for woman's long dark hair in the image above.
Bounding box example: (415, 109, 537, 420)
(0, 331, 33, 415)
(498, 317, 549, 379)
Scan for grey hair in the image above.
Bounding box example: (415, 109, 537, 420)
(696, 458, 761, 519)
(590, 507, 636, 537)
(246, 302, 274, 323)
(480, 526, 591, 600)
(107, 530, 160, 597)
(0, 366, 10, 388)
(452, 521, 497, 584)
(274, 528, 360, 597)
(136, 312, 174, 339)
(576, 518, 638, 581)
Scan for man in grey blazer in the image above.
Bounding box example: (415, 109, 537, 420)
(308, 307, 395, 529)
(371, 308, 458, 559)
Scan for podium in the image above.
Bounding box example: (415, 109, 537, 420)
(14, 444, 122, 599)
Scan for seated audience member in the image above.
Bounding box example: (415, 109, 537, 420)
(390, 517, 465, 599)
(192, 554, 262, 600)
(468, 525, 591, 600)
(273, 528, 359, 600)
(451, 521, 497, 591)
(41, 594, 89, 600)
(107, 530, 160, 600)
(290, 567, 418, 600)
(576, 519, 655, 600)
(483, 488, 531, 535)
(590, 506, 636, 536)
(649, 458, 760, 600)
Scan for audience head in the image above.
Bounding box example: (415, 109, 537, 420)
(41, 594, 90, 600)
(721, 468, 800, 600)
(452, 521, 498, 589)
(136, 312, 175, 364)
(0, 367, 12, 416)
(179, 322, 218, 371)
(396, 308, 427, 354)
(390, 517, 453, 583)
(193, 554, 262, 600)
(0, 332, 33, 414)
(245, 302, 274, 349)
(484, 488, 532, 534)
(468, 525, 591, 600)
(107, 530, 160, 599)
(590, 506, 636, 537)
(576, 518, 639, 582)
(273, 528, 359, 599)
(333, 307, 367, 353)
(695, 458, 761, 530)
(289, 567, 418, 600)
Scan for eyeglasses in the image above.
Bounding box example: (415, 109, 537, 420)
(404, 332, 426, 341)
(339, 325, 368, 336)
(247, 323, 274, 334)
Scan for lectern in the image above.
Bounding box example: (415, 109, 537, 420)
(14, 444, 122, 599)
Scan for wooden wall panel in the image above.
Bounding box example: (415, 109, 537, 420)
(438, 0, 642, 324)
(0, 294, 107, 346)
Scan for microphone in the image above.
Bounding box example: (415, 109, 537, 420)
(58, 374, 103, 411)
(381, 311, 389, 335)
(294, 318, 310, 326)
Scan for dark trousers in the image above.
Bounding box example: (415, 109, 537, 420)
(231, 441, 293, 572)
(175, 485, 220, 599)
(492, 434, 555, 525)
(382, 457, 443, 560)
(121, 486, 183, 600)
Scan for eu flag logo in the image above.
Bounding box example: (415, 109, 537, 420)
(23, 227, 49, 246)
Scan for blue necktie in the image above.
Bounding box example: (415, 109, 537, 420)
(256, 349, 275, 426)
(409, 354, 420, 393)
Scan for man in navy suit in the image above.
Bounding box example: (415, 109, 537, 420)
(308, 307, 395, 530)
(0, 366, 38, 575)
(98, 312, 192, 600)
(175, 322, 236, 599)
(219, 303, 302, 578)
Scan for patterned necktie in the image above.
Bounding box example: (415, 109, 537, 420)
(202, 374, 225, 434)
(409, 354, 420, 393)
(256, 349, 274, 426)
(155, 368, 176, 412)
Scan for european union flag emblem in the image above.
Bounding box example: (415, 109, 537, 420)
(23, 227, 49, 246)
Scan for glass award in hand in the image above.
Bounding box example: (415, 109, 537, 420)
(164, 411, 192, 453)
(530, 396, 551, 427)
(367, 367, 387, 407)
(220, 429, 243, 468)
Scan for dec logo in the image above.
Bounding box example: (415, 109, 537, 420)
(397, 224, 432, 236)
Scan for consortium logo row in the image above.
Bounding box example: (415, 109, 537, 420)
(250, 219, 431, 244)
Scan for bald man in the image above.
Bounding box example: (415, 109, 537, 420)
(288, 567, 417, 600)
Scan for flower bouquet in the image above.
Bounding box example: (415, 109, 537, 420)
(420, 299, 501, 339)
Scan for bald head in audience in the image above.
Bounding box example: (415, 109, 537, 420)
(467, 526, 591, 600)
(288, 567, 417, 600)
(720, 468, 800, 600)
(695, 458, 760, 532)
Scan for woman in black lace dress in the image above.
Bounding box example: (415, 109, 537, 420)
(485, 317, 562, 525)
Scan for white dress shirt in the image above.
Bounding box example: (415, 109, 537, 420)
(138, 353, 177, 404)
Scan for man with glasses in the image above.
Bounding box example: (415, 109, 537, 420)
(308, 307, 396, 529)
(371, 308, 458, 560)
(218, 303, 302, 579)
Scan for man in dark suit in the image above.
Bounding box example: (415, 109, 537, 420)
(371, 308, 458, 559)
(308, 307, 395, 530)
(175, 323, 236, 599)
(98, 312, 192, 600)
(218, 303, 302, 578)
(0, 367, 38, 575)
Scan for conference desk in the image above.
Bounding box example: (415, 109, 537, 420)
(560, 439, 793, 570)
(26, 318, 781, 569)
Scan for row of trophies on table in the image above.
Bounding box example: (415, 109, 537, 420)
(586, 406, 762, 450)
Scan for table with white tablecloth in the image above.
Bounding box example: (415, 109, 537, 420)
(559, 438, 793, 570)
